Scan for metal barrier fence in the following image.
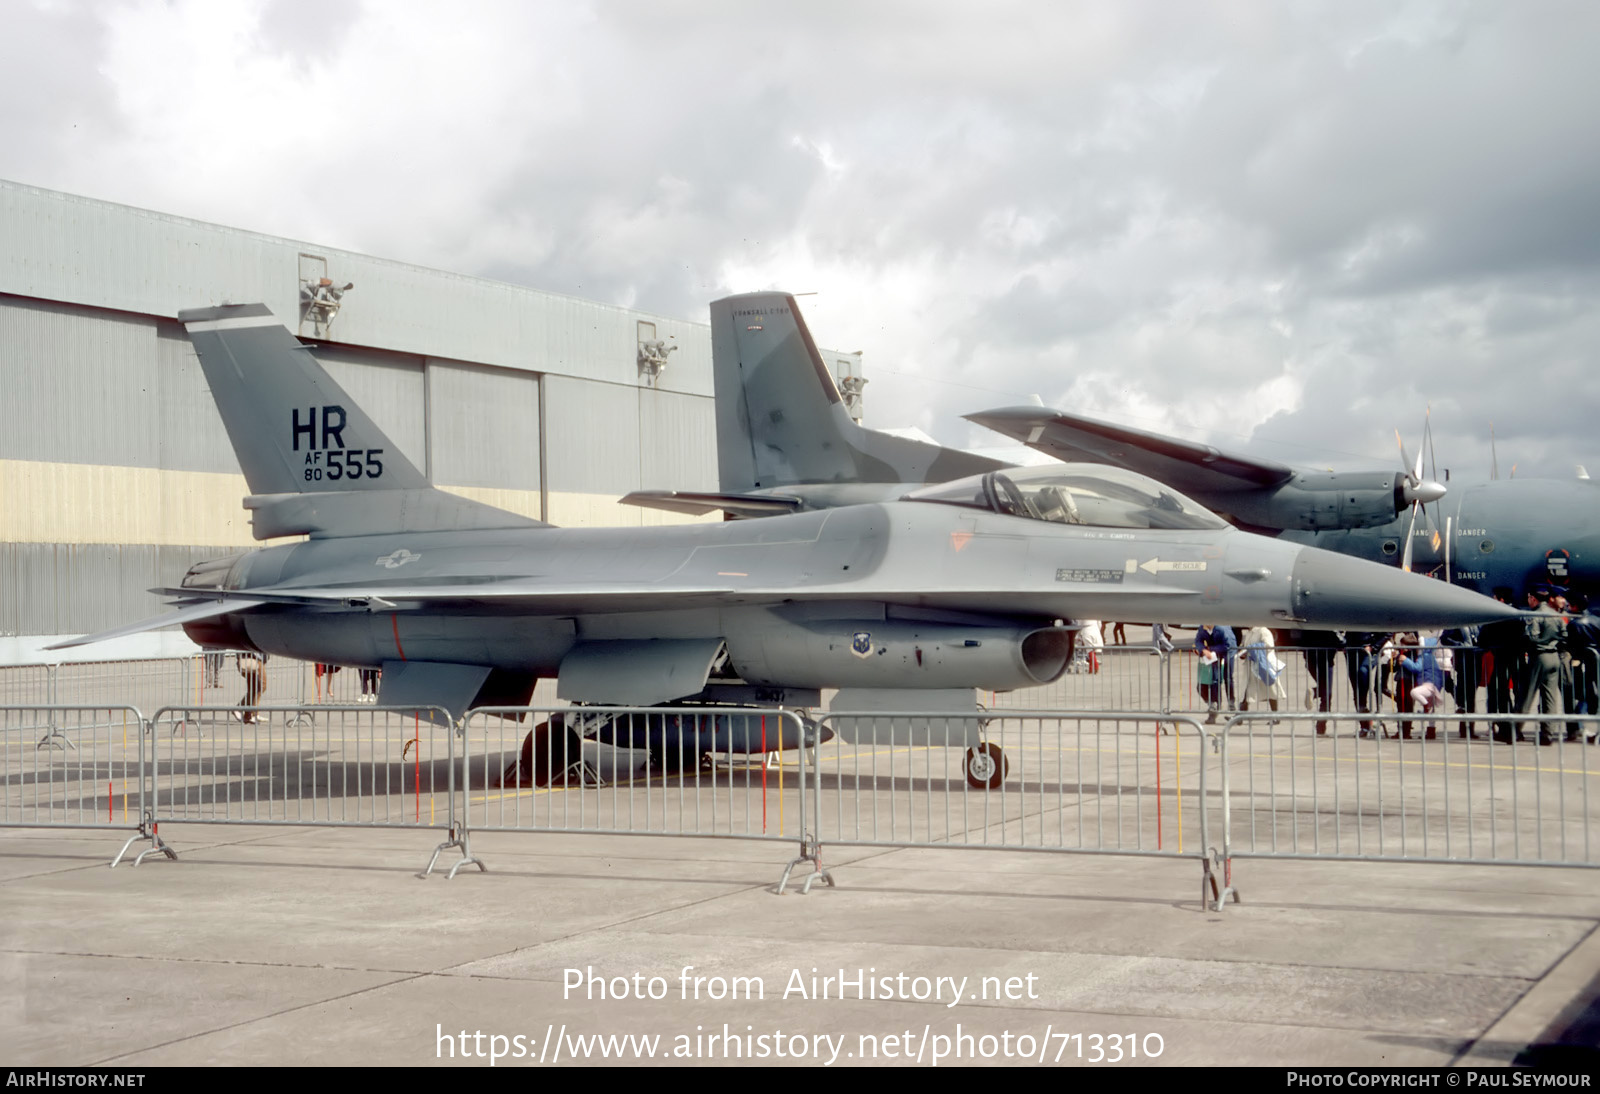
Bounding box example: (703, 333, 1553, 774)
(145, 704, 475, 876)
(0, 654, 568, 712)
(806, 710, 1218, 901)
(0, 655, 305, 717)
(0, 705, 166, 867)
(4, 698, 1596, 906)
(1212, 711, 1600, 905)
(460, 706, 817, 884)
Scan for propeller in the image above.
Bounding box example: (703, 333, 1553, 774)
(1395, 409, 1447, 574)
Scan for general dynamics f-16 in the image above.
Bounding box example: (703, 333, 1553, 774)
(967, 406, 1600, 603)
(50, 303, 1518, 788)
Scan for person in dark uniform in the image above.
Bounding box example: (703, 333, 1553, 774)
(1567, 596, 1600, 742)
(1297, 630, 1344, 735)
(1520, 587, 1564, 745)
(1194, 624, 1236, 724)
(1345, 631, 1383, 737)
(1440, 626, 1481, 739)
(1480, 588, 1525, 743)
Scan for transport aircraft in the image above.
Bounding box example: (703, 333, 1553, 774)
(50, 302, 1518, 787)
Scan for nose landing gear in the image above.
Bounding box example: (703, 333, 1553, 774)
(964, 741, 1008, 790)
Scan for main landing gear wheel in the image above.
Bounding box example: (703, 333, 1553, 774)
(965, 741, 1008, 790)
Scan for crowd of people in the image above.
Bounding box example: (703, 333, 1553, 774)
(1151, 587, 1600, 741)
(1097, 590, 1600, 740)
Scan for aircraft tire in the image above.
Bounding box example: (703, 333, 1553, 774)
(965, 742, 1008, 790)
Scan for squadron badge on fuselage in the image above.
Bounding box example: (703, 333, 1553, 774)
(851, 631, 873, 659)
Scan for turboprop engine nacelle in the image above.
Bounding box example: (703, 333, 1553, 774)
(1225, 471, 1407, 531)
(726, 622, 1073, 692)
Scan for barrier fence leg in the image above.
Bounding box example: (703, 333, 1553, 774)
(1204, 730, 1239, 910)
(422, 718, 484, 879)
(114, 813, 177, 868)
(1203, 849, 1238, 912)
(776, 714, 834, 895)
(36, 669, 77, 751)
(423, 826, 485, 879)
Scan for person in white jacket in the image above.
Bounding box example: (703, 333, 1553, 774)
(1239, 625, 1286, 720)
(1074, 619, 1104, 674)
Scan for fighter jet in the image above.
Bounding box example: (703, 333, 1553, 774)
(49, 303, 1519, 787)
(621, 292, 1008, 519)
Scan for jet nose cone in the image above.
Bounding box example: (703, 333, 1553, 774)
(1290, 547, 1519, 629)
(1405, 479, 1448, 505)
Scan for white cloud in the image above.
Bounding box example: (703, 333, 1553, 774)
(1, 0, 1596, 480)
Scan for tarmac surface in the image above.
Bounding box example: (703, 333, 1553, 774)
(3, 639, 1598, 1069)
(2, 807, 1597, 1068)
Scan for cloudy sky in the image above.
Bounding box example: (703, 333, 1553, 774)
(5, 0, 1598, 481)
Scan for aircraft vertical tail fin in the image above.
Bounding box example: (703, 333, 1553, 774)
(180, 303, 540, 537)
(180, 304, 429, 496)
(709, 292, 1003, 492)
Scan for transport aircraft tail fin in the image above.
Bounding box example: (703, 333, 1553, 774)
(179, 304, 541, 538)
(708, 292, 1004, 493)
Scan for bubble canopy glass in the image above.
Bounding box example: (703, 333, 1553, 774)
(904, 465, 1229, 531)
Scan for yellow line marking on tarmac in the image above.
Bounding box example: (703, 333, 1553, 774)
(1230, 748, 1599, 778)
(469, 764, 796, 805)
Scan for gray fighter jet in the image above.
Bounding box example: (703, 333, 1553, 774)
(50, 303, 1518, 787)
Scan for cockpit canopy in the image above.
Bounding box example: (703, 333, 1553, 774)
(905, 465, 1229, 531)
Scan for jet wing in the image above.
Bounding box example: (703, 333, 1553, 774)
(143, 581, 1196, 618)
(966, 406, 1296, 491)
(619, 490, 804, 518)
(43, 598, 269, 650)
(147, 583, 755, 615)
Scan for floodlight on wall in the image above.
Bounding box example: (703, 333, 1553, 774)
(636, 320, 677, 386)
(300, 277, 354, 337)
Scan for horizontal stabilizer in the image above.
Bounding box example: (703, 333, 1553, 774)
(620, 490, 803, 518)
(43, 598, 267, 650)
(246, 489, 543, 539)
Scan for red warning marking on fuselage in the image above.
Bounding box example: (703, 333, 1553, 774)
(391, 614, 407, 661)
(950, 532, 973, 552)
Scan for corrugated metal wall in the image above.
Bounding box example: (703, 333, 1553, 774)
(0, 296, 157, 467)
(311, 344, 428, 474)
(1, 543, 238, 636)
(542, 375, 641, 496)
(0, 180, 715, 396)
(638, 386, 717, 492)
(426, 359, 540, 491)
(154, 319, 237, 474)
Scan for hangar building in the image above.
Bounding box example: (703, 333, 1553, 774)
(0, 179, 863, 662)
